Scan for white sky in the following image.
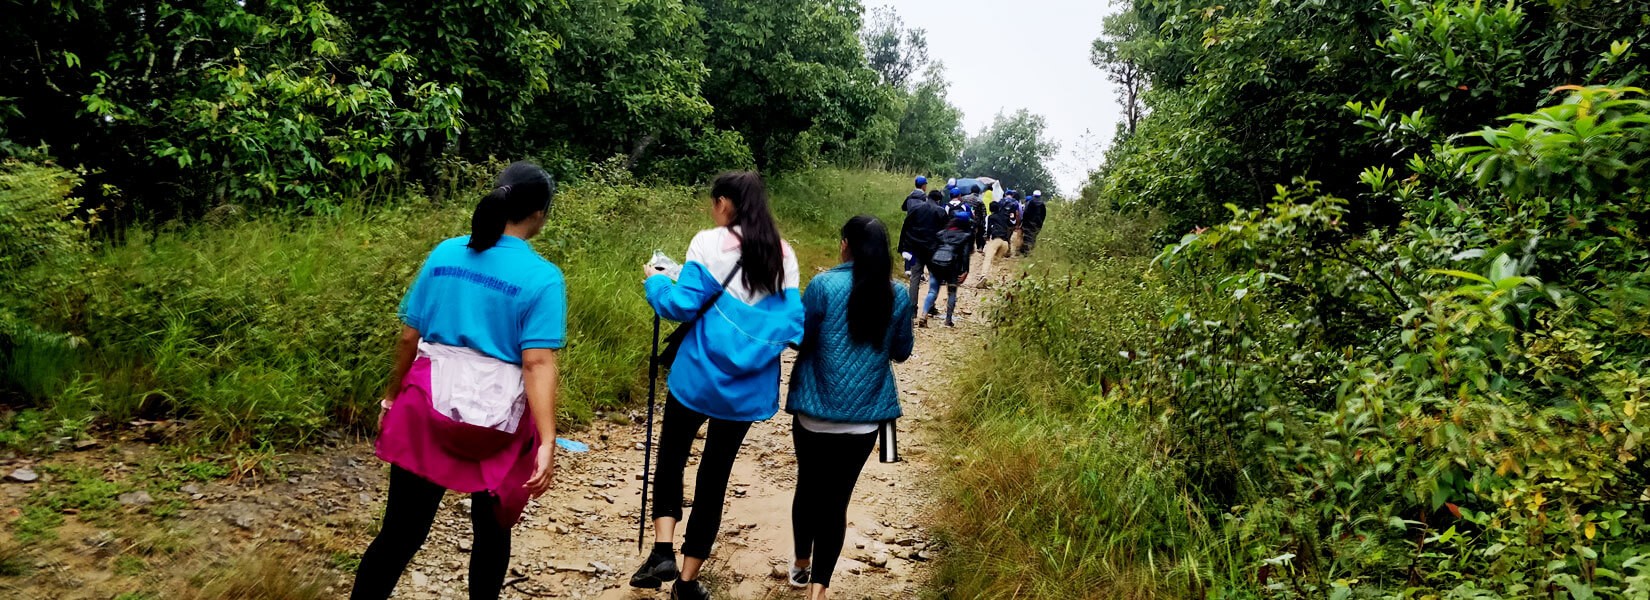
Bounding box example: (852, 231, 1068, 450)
(879, 0, 1123, 195)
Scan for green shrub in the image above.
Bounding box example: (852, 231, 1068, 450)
(0, 161, 97, 403)
(1138, 86, 1650, 596)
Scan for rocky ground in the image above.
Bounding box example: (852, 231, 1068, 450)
(0, 252, 1005, 600)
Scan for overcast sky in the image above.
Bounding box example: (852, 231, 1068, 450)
(880, 0, 1123, 195)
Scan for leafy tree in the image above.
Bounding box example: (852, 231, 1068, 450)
(959, 109, 1060, 195)
(889, 64, 965, 174)
(1091, 9, 1148, 136)
(521, 0, 741, 178)
(860, 4, 930, 89)
(0, 0, 464, 216)
(328, 0, 562, 154)
(688, 0, 890, 170)
(1091, 0, 1650, 231)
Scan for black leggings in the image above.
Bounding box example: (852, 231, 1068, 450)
(350, 465, 511, 600)
(790, 419, 877, 589)
(651, 395, 753, 560)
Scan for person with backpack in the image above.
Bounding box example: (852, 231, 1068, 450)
(353, 162, 563, 600)
(630, 171, 805, 600)
(919, 207, 974, 328)
(978, 199, 1016, 285)
(963, 185, 987, 253)
(1002, 191, 1025, 251)
(1019, 190, 1048, 256)
(899, 189, 949, 319)
(783, 215, 914, 600)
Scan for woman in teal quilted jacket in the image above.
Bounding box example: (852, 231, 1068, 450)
(783, 215, 915, 600)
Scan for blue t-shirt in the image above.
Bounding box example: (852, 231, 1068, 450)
(398, 235, 567, 364)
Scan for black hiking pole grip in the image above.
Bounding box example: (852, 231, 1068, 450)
(639, 314, 661, 554)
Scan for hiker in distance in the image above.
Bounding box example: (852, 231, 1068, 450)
(899, 175, 929, 276)
(632, 171, 805, 600)
(1019, 190, 1048, 256)
(920, 203, 974, 328)
(784, 216, 914, 599)
(963, 185, 987, 254)
(901, 175, 929, 212)
(354, 162, 564, 600)
(897, 183, 949, 320)
(978, 197, 1015, 286)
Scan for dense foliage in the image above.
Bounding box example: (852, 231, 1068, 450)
(0, 0, 970, 447)
(959, 108, 1061, 195)
(0, 0, 966, 217)
(1010, 0, 1650, 596)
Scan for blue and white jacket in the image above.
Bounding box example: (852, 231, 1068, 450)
(646, 227, 804, 422)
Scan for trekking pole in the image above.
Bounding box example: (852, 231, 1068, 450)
(638, 314, 661, 554)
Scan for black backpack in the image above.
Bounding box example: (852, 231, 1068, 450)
(930, 229, 968, 275)
(932, 240, 960, 270)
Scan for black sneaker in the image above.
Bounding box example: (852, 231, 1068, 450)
(672, 578, 712, 600)
(944, 319, 955, 328)
(630, 551, 679, 589)
(926, 308, 940, 317)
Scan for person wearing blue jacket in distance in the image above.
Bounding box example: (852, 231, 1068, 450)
(631, 171, 804, 600)
(783, 216, 914, 600)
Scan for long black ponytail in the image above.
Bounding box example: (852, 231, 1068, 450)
(842, 215, 894, 347)
(469, 161, 556, 251)
(711, 171, 784, 296)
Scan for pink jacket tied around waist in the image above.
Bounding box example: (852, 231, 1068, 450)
(376, 352, 538, 529)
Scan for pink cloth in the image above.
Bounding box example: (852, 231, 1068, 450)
(376, 357, 539, 528)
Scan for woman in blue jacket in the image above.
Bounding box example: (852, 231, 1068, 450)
(784, 215, 915, 599)
(631, 171, 804, 600)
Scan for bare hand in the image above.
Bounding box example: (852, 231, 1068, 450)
(525, 444, 556, 497)
(377, 397, 394, 431)
(643, 264, 667, 282)
(959, 273, 970, 284)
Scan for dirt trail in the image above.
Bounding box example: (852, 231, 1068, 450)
(0, 252, 1008, 600)
(399, 252, 999, 600)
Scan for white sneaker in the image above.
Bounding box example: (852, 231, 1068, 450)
(788, 565, 811, 589)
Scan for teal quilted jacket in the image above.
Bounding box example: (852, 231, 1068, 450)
(786, 263, 914, 423)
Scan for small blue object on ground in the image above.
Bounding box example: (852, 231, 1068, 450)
(555, 438, 589, 453)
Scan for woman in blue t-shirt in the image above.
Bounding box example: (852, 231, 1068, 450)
(352, 162, 566, 600)
(630, 171, 804, 600)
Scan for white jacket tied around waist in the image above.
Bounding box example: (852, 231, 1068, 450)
(419, 341, 527, 433)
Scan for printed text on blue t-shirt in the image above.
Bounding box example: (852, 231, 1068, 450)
(431, 266, 522, 297)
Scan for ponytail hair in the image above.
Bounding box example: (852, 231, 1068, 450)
(469, 161, 556, 251)
(842, 215, 894, 348)
(711, 171, 785, 296)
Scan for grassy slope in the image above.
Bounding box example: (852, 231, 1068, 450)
(928, 208, 1241, 598)
(0, 168, 910, 450)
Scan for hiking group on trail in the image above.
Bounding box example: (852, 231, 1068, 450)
(357, 163, 1009, 600)
(898, 176, 1048, 327)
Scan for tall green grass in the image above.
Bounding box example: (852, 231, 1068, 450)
(931, 207, 1242, 598)
(0, 167, 912, 449)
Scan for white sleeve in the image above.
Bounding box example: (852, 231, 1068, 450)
(782, 241, 800, 289)
(685, 229, 717, 264)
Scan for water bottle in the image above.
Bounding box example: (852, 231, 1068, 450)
(878, 420, 900, 463)
(648, 250, 681, 281)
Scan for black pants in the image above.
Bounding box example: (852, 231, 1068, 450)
(652, 395, 753, 559)
(790, 419, 877, 589)
(1020, 226, 1042, 255)
(351, 465, 511, 600)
